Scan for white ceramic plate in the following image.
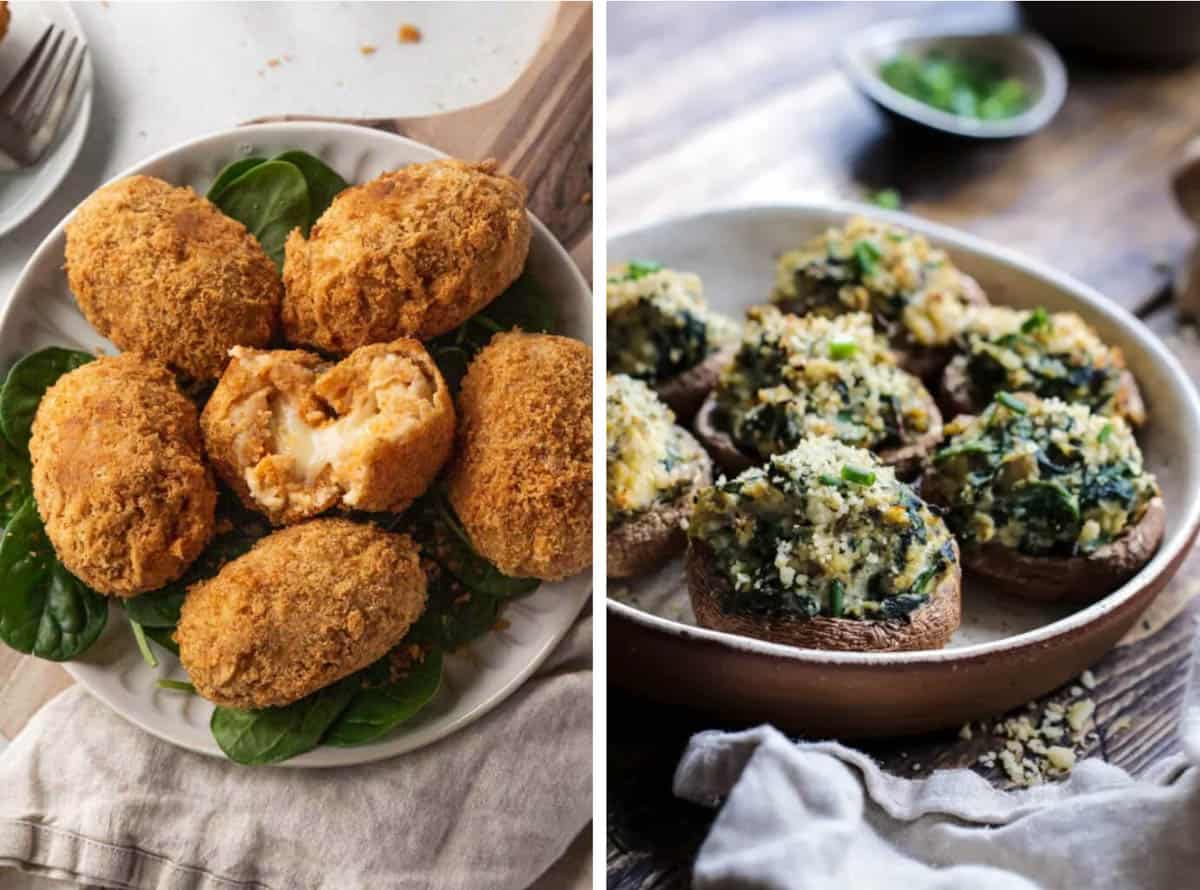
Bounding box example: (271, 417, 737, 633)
(607, 203, 1200, 734)
(0, 1, 93, 237)
(2, 122, 592, 766)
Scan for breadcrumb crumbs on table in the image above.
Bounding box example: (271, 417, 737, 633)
(360, 44, 377, 56)
(493, 618, 511, 632)
(399, 24, 422, 43)
(581, 192, 592, 205)
(267, 58, 281, 68)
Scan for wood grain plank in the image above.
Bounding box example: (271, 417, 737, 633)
(608, 2, 1200, 310)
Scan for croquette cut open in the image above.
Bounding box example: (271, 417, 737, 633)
(202, 339, 455, 525)
(30, 354, 218, 596)
(176, 519, 427, 709)
(282, 159, 531, 353)
(447, 331, 593, 581)
(65, 175, 281, 381)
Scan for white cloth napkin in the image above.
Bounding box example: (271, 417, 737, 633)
(0, 615, 591, 890)
(674, 623, 1200, 890)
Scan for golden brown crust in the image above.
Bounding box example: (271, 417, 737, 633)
(607, 435, 711, 579)
(30, 354, 217, 596)
(0, 3, 9, 43)
(282, 159, 531, 353)
(955, 496, 1166, 603)
(64, 175, 281, 381)
(692, 391, 942, 480)
(176, 519, 427, 709)
(939, 358, 1147, 428)
(201, 339, 454, 525)
(447, 331, 592, 581)
(654, 348, 734, 423)
(687, 539, 961, 651)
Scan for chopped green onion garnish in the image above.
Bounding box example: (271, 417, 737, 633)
(1020, 306, 1049, 333)
(1098, 422, 1114, 443)
(829, 579, 845, 618)
(624, 260, 662, 281)
(853, 239, 882, 276)
(995, 391, 1028, 414)
(841, 464, 876, 486)
(818, 473, 843, 487)
(157, 679, 196, 693)
(933, 441, 993, 462)
(828, 337, 858, 360)
(129, 619, 158, 669)
(871, 188, 901, 210)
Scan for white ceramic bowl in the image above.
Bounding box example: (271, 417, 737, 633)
(608, 203, 1200, 737)
(2, 122, 592, 766)
(841, 20, 1067, 139)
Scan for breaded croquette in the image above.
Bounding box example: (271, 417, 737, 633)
(282, 159, 531, 353)
(201, 340, 454, 525)
(447, 332, 592, 581)
(176, 519, 427, 709)
(0, 3, 9, 44)
(65, 175, 281, 380)
(30, 354, 217, 596)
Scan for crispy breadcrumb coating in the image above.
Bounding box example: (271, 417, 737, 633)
(0, 4, 10, 44)
(447, 332, 592, 581)
(65, 175, 281, 381)
(30, 354, 217, 596)
(202, 340, 454, 525)
(176, 519, 427, 709)
(282, 159, 531, 353)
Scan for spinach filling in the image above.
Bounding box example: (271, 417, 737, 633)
(929, 395, 1157, 557)
(689, 440, 956, 622)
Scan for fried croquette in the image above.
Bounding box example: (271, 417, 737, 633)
(447, 331, 592, 581)
(0, 3, 9, 44)
(176, 519, 427, 709)
(30, 354, 217, 596)
(65, 175, 281, 381)
(202, 340, 454, 525)
(282, 159, 531, 353)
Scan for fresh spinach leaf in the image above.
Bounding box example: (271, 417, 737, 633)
(210, 160, 311, 269)
(206, 156, 267, 202)
(272, 150, 348, 221)
(210, 675, 359, 765)
(409, 575, 501, 651)
(433, 495, 539, 598)
(121, 587, 187, 629)
(0, 433, 31, 530)
(0, 498, 107, 661)
(129, 619, 158, 668)
(323, 649, 443, 747)
(144, 625, 180, 656)
(484, 274, 558, 335)
(0, 348, 93, 452)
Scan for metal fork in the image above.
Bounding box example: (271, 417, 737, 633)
(0, 24, 87, 168)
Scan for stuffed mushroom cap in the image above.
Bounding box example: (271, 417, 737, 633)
(921, 393, 1162, 600)
(771, 215, 986, 352)
(606, 373, 712, 578)
(687, 437, 960, 650)
(65, 175, 281, 381)
(176, 519, 426, 709)
(282, 159, 531, 353)
(30, 353, 217, 596)
(941, 305, 1146, 426)
(606, 261, 739, 419)
(697, 307, 942, 476)
(447, 331, 592, 581)
(201, 340, 454, 525)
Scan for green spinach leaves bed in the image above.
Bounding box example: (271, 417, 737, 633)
(0, 150, 554, 765)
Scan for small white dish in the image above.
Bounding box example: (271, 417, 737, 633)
(0, 1, 92, 238)
(2, 122, 592, 766)
(841, 19, 1067, 140)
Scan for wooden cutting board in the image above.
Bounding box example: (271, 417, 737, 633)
(252, 1, 593, 277)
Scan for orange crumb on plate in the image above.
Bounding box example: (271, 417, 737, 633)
(360, 44, 377, 56)
(399, 24, 422, 44)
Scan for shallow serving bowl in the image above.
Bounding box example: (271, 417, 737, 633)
(2, 122, 592, 766)
(840, 19, 1067, 139)
(608, 203, 1200, 738)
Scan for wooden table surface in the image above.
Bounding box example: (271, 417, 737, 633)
(607, 2, 1200, 887)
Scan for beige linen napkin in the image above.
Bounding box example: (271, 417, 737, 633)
(0, 614, 591, 890)
(673, 621, 1200, 889)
